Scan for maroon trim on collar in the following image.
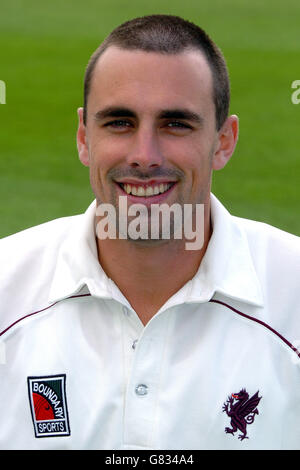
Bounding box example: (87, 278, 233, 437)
(210, 298, 300, 358)
(0, 294, 91, 338)
(2, 294, 299, 360)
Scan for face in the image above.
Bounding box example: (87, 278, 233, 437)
(77, 46, 238, 239)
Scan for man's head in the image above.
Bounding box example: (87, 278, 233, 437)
(83, 14, 230, 131)
(77, 15, 238, 245)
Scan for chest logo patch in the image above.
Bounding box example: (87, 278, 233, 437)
(28, 374, 70, 438)
(222, 388, 262, 441)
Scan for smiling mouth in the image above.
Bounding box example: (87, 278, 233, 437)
(117, 182, 175, 197)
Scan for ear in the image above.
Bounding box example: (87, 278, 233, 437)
(76, 107, 90, 167)
(212, 115, 239, 170)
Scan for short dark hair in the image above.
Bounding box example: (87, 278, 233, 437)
(83, 15, 230, 130)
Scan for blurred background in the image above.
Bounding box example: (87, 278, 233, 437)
(0, 0, 299, 237)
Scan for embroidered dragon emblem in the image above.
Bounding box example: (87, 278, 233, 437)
(222, 388, 262, 441)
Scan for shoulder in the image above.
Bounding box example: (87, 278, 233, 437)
(0, 214, 83, 325)
(233, 216, 300, 301)
(232, 216, 300, 338)
(0, 215, 81, 263)
(233, 216, 300, 260)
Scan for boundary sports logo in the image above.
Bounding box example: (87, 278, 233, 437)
(27, 374, 70, 438)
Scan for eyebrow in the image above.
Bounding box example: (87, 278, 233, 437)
(94, 107, 136, 121)
(93, 106, 204, 125)
(158, 109, 204, 125)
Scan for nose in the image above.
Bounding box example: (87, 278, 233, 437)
(126, 125, 164, 170)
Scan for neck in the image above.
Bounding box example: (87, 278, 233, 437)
(95, 200, 212, 325)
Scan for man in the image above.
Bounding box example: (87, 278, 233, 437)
(0, 15, 299, 450)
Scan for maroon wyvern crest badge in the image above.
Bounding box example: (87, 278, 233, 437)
(222, 388, 262, 441)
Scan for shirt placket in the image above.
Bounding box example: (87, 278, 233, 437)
(121, 310, 170, 449)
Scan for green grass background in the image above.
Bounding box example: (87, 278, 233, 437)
(0, 0, 299, 237)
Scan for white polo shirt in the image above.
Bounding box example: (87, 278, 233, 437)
(0, 194, 300, 450)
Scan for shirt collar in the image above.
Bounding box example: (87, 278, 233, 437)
(48, 200, 125, 305)
(48, 195, 264, 308)
(185, 193, 264, 307)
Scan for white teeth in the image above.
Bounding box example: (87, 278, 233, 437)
(121, 183, 172, 197)
(145, 186, 154, 196)
(137, 186, 145, 196)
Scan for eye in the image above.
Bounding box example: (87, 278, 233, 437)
(103, 119, 133, 131)
(164, 121, 193, 133)
(167, 121, 190, 128)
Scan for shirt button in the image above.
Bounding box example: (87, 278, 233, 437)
(132, 339, 138, 350)
(135, 384, 148, 396)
